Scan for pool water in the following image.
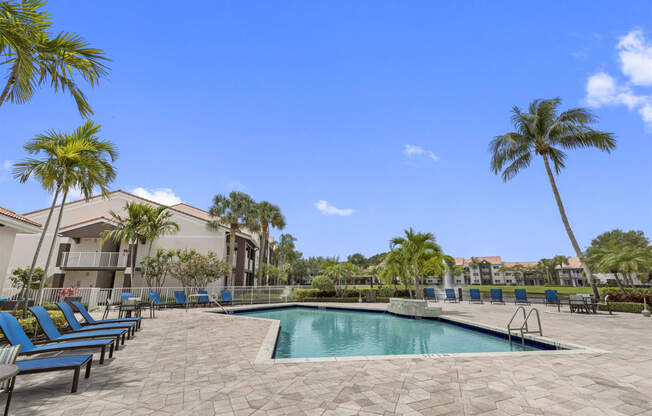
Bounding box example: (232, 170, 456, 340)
(238, 306, 541, 358)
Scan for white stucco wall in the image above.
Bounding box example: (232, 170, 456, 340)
(0, 227, 18, 292)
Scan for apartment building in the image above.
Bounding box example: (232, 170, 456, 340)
(452, 256, 576, 286)
(0, 206, 42, 292)
(4, 190, 262, 291)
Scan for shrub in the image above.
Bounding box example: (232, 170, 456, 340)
(600, 290, 652, 304)
(378, 286, 396, 298)
(311, 275, 335, 291)
(599, 302, 646, 314)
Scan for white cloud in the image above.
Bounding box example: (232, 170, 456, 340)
(2, 160, 10, 170)
(314, 200, 355, 216)
(0, 160, 10, 182)
(130, 187, 182, 206)
(617, 29, 652, 86)
(585, 29, 652, 129)
(404, 144, 439, 162)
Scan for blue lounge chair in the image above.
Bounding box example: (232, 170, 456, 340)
(120, 292, 133, 301)
(221, 289, 237, 305)
(174, 291, 188, 307)
(30, 306, 127, 347)
(444, 288, 458, 303)
(490, 288, 504, 304)
(544, 290, 561, 312)
(424, 288, 438, 302)
(71, 301, 141, 331)
(56, 302, 136, 338)
(149, 291, 170, 309)
(469, 288, 483, 304)
(0, 312, 114, 364)
(198, 290, 210, 305)
(514, 289, 530, 305)
(16, 354, 93, 393)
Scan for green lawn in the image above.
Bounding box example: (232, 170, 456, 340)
(468, 285, 594, 294)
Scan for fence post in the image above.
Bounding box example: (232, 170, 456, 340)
(458, 287, 463, 301)
(89, 287, 100, 310)
(268, 286, 271, 304)
(250, 286, 253, 304)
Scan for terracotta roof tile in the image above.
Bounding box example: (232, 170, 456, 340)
(0, 205, 41, 227)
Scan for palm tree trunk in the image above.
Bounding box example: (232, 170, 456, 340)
(228, 224, 237, 287)
(612, 271, 627, 293)
(257, 223, 268, 286)
(36, 189, 69, 307)
(17, 187, 60, 315)
(0, 62, 18, 108)
(542, 155, 600, 300)
(626, 273, 636, 289)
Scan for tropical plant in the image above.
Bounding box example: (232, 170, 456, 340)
(255, 201, 285, 285)
(0, 0, 109, 116)
(383, 249, 410, 293)
(139, 248, 175, 290)
(261, 263, 280, 285)
(101, 202, 150, 287)
(365, 264, 384, 288)
(390, 228, 443, 299)
(490, 98, 616, 300)
(323, 262, 359, 296)
(596, 246, 651, 290)
(142, 205, 179, 257)
(13, 120, 117, 315)
(9, 266, 43, 310)
(550, 255, 569, 284)
(274, 233, 298, 273)
(207, 191, 258, 287)
(194, 251, 230, 288)
(311, 275, 335, 291)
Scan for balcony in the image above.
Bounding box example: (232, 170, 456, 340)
(60, 252, 129, 270)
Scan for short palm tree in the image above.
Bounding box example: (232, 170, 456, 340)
(255, 202, 286, 285)
(207, 192, 258, 287)
(14, 120, 117, 312)
(143, 205, 179, 257)
(101, 202, 149, 287)
(588, 246, 629, 292)
(490, 98, 616, 300)
(597, 246, 651, 290)
(0, 0, 109, 116)
(390, 228, 443, 299)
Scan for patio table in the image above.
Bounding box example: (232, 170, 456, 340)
(0, 364, 19, 416)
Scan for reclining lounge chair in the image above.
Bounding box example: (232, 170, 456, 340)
(72, 301, 141, 331)
(57, 302, 136, 338)
(0, 312, 115, 364)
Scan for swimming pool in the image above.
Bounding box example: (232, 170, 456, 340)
(237, 306, 553, 359)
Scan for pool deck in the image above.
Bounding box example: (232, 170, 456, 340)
(6, 301, 652, 415)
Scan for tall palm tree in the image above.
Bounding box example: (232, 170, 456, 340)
(383, 248, 410, 295)
(390, 228, 443, 299)
(0, 0, 109, 116)
(255, 202, 285, 286)
(207, 192, 258, 287)
(275, 233, 297, 275)
(101, 202, 149, 288)
(490, 98, 616, 300)
(143, 205, 179, 257)
(14, 120, 117, 312)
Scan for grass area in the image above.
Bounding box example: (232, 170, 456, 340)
(467, 285, 594, 294)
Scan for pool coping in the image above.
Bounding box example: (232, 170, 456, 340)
(219, 303, 607, 364)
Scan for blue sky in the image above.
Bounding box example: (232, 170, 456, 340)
(1, 1, 651, 261)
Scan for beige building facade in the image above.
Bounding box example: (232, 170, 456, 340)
(0, 206, 42, 293)
(4, 190, 262, 291)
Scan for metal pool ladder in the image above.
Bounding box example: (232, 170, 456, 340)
(507, 306, 542, 344)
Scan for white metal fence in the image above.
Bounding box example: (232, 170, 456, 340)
(0, 285, 313, 310)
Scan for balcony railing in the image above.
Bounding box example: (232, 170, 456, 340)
(60, 252, 129, 269)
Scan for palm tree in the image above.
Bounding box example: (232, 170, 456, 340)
(597, 246, 651, 290)
(275, 233, 297, 275)
(390, 228, 443, 299)
(0, 0, 109, 116)
(588, 246, 628, 292)
(551, 255, 569, 285)
(14, 121, 117, 312)
(207, 192, 258, 287)
(255, 202, 285, 286)
(143, 205, 179, 257)
(101, 202, 149, 288)
(490, 98, 616, 300)
(383, 248, 410, 294)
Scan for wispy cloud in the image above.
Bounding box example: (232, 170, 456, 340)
(585, 29, 652, 130)
(314, 200, 355, 216)
(131, 187, 183, 206)
(404, 144, 439, 162)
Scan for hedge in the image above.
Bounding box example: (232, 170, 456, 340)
(599, 290, 652, 304)
(599, 302, 647, 314)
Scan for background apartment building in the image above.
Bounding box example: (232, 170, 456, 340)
(4, 190, 262, 291)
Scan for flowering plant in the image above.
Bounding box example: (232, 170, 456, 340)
(59, 286, 80, 297)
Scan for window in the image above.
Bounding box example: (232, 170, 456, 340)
(473, 272, 479, 276)
(493, 265, 499, 269)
